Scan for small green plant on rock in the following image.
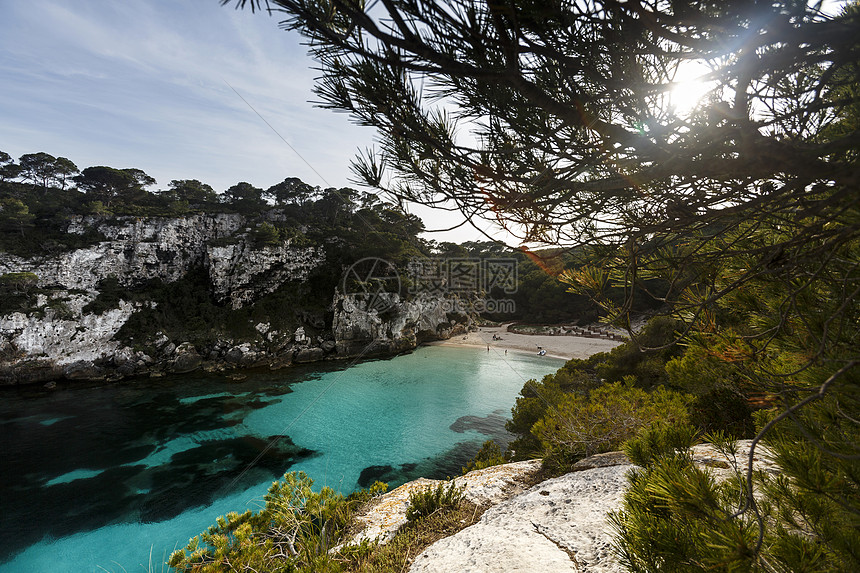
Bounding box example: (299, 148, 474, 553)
(462, 440, 507, 474)
(405, 482, 464, 523)
(168, 471, 386, 573)
(623, 422, 698, 468)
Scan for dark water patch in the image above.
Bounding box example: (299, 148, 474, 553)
(357, 465, 393, 488)
(0, 464, 149, 561)
(414, 441, 485, 482)
(0, 387, 285, 491)
(449, 409, 510, 436)
(0, 433, 315, 559)
(357, 462, 418, 488)
(355, 441, 488, 491)
(139, 435, 315, 523)
(0, 372, 319, 560)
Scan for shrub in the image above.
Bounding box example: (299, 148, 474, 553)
(0, 271, 38, 293)
(532, 379, 692, 472)
(405, 482, 464, 523)
(623, 421, 698, 468)
(609, 451, 757, 572)
(168, 472, 386, 572)
(462, 440, 507, 474)
(593, 316, 686, 389)
(613, 415, 860, 572)
(506, 363, 600, 460)
(254, 221, 281, 247)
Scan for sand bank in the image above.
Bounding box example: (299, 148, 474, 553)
(427, 324, 622, 361)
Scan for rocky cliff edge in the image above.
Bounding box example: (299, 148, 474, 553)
(343, 441, 777, 573)
(0, 215, 469, 385)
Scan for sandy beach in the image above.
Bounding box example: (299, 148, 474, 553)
(428, 324, 622, 361)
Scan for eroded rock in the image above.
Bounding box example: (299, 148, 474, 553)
(346, 460, 542, 547)
(407, 440, 776, 573)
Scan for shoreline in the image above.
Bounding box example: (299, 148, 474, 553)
(426, 324, 622, 361)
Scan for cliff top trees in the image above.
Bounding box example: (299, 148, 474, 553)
(265, 176, 319, 205)
(18, 152, 79, 194)
(74, 166, 156, 209)
(0, 152, 23, 183)
(223, 181, 266, 213)
(168, 179, 218, 207)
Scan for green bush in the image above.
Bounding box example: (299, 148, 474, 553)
(405, 482, 464, 523)
(666, 343, 755, 437)
(593, 316, 686, 389)
(462, 440, 507, 474)
(506, 361, 602, 460)
(254, 221, 281, 246)
(168, 472, 387, 573)
(610, 451, 757, 572)
(532, 379, 692, 472)
(613, 408, 860, 573)
(0, 271, 38, 293)
(623, 421, 698, 468)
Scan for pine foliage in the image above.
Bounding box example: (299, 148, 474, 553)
(168, 471, 386, 572)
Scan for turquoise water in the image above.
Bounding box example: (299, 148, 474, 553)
(0, 345, 562, 572)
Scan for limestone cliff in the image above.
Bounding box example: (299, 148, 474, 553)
(0, 214, 245, 291)
(0, 214, 463, 385)
(344, 441, 778, 573)
(332, 292, 469, 357)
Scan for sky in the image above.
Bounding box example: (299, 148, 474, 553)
(0, 0, 488, 243)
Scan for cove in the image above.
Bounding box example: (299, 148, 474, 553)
(0, 345, 563, 573)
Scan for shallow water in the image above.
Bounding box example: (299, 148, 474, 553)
(0, 345, 562, 572)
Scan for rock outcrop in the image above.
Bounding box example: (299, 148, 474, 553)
(0, 214, 245, 291)
(411, 464, 629, 573)
(0, 214, 465, 384)
(342, 441, 777, 573)
(207, 242, 324, 309)
(332, 293, 468, 358)
(346, 460, 542, 546)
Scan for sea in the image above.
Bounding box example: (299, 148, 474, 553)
(0, 345, 563, 572)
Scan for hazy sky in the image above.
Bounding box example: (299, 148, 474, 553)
(0, 0, 491, 243)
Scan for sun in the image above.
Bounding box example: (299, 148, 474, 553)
(668, 61, 716, 117)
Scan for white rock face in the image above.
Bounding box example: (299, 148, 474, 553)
(0, 214, 333, 377)
(0, 214, 245, 291)
(332, 293, 464, 355)
(207, 242, 324, 309)
(347, 460, 542, 547)
(0, 213, 475, 379)
(409, 464, 630, 573)
(0, 300, 137, 365)
(455, 459, 544, 506)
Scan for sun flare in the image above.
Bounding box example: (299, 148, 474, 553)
(668, 61, 716, 116)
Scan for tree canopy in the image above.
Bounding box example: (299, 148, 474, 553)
(228, 0, 859, 351)
(18, 152, 78, 194)
(230, 1, 858, 241)
(229, 1, 860, 569)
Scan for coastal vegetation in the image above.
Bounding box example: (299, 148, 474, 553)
(166, 473, 476, 573)
(2, 0, 857, 570)
(225, 0, 859, 571)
